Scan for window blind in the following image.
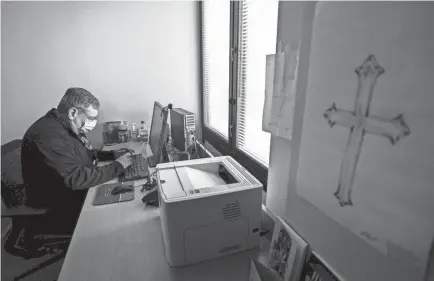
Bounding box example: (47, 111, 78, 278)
(235, 0, 279, 166)
(201, 0, 230, 139)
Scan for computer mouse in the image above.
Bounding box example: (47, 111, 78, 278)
(111, 184, 134, 196)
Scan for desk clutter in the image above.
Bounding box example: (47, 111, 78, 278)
(102, 102, 202, 162)
(103, 120, 149, 144)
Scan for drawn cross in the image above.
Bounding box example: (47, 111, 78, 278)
(323, 54, 411, 207)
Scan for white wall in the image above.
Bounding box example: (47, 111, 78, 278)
(265, 0, 306, 224)
(267, 2, 434, 281)
(1, 1, 201, 148)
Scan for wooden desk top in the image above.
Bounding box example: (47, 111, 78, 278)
(58, 142, 270, 281)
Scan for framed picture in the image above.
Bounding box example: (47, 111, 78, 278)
(268, 217, 310, 281)
(249, 258, 282, 281)
(300, 254, 341, 281)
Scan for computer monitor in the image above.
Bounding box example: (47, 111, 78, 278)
(149, 101, 169, 165)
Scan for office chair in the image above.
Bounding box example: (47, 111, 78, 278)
(1, 139, 71, 281)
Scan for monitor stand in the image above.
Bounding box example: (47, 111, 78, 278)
(147, 155, 157, 168)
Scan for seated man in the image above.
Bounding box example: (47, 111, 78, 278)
(21, 87, 132, 236)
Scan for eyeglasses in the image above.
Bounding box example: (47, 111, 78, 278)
(76, 108, 98, 121)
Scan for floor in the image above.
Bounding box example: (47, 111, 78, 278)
(1, 233, 65, 281)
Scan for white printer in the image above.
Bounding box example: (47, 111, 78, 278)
(156, 156, 263, 267)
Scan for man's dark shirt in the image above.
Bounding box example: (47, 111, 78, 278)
(21, 109, 125, 211)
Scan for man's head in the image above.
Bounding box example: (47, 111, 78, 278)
(57, 88, 100, 134)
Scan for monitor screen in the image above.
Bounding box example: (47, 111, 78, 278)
(149, 102, 167, 163)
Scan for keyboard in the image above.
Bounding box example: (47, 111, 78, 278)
(147, 155, 157, 168)
(119, 154, 150, 182)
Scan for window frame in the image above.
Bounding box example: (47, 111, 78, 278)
(200, 0, 232, 156)
(200, 1, 271, 191)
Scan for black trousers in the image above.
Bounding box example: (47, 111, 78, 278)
(4, 190, 87, 258)
(27, 190, 87, 236)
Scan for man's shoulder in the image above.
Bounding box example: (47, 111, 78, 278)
(23, 113, 67, 141)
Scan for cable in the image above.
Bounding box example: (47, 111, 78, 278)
(140, 171, 164, 193)
(161, 103, 173, 116)
(193, 140, 200, 159)
(149, 171, 157, 178)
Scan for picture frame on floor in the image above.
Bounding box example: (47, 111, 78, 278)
(268, 216, 310, 281)
(249, 258, 282, 281)
(300, 254, 341, 281)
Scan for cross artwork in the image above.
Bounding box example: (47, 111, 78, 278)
(323, 54, 411, 207)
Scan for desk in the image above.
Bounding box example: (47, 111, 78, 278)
(58, 142, 270, 281)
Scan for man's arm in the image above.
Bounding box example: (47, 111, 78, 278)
(93, 150, 116, 161)
(93, 148, 135, 162)
(35, 133, 125, 190)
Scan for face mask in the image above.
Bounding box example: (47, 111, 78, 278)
(81, 119, 97, 133)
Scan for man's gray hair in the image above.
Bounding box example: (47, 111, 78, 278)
(57, 87, 100, 113)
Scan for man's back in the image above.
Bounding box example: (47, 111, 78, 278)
(21, 109, 91, 209)
(20, 88, 130, 234)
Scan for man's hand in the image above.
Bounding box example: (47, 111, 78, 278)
(113, 148, 135, 159)
(115, 153, 133, 169)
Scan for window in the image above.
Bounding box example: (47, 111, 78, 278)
(201, 0, 279, 189)
(201, 0, 230, 140)
(236, 0, 278, 166)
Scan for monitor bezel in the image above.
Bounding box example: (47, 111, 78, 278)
(149, 101, 169, 164)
